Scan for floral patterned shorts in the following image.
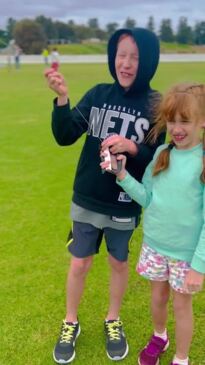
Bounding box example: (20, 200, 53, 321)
(137, 243, 191, 293)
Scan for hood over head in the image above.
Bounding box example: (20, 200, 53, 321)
(108, 27, 160, 93)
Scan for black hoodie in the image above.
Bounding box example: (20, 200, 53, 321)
(51, 28, 165, 218)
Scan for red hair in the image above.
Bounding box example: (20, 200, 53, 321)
(150, 83, 205, 183)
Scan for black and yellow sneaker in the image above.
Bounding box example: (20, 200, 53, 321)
(104, 319, 129, 361)
(53, 320, 81, 364)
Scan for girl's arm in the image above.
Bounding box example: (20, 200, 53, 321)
(116, 159, 154, 208)
(186, 186, 205, 291)
(100, 152, 153, 208)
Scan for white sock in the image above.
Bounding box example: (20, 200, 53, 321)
(173, 355, 189, 365)
(154, 329, 167, 341)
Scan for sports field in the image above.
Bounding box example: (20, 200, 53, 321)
(0, 63, 205, 365)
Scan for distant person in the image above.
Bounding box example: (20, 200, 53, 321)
(101, 82, 205, 365)
(6, 53, 12, 70)
(42, 47, 49, 65)
(45, 28, 165, 364)
(14, 45, 21, 69)
(51, 48, 60, 71)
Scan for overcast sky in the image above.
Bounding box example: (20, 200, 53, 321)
(1, 0, 205, 31)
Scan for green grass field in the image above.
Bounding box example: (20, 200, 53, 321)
(52, 42, 205, 55)
(0, 63, 205, 365)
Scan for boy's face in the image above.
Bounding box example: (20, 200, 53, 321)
(115, 35, 139, 90)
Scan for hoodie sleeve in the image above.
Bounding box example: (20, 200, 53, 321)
(51, 87, 95, 146)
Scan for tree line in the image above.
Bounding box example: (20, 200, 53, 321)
(1, 15, 205, 54)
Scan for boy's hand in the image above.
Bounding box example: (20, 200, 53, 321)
(183, 268, 204, 293)
(44, 68, 68, 104)
(101, 134, 138, 156)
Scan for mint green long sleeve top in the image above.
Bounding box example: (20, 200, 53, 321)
(117, 143, 205, 273)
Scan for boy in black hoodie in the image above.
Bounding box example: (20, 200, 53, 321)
(45, 28, 165, 364)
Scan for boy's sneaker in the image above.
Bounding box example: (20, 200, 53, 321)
(138, 334, 169, 365)
(53, 320, 81, 364)
(104, 319, 129, 361)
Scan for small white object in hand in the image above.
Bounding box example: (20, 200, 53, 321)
(103, 147, 112, 171)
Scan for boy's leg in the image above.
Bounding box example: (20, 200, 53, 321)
(66, 255, 93, 322)
(172, 290, 193, 360)
(66, 221, 103, 321)
(53, 222, 102, 364)
(106, 254, 128, 320)
(53, 257, 93, 364)
(104, 228, 132, 361)
(104, 255, 129, 361)
(104, 227, 133, 319)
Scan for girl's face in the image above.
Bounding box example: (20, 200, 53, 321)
(167, 114, 203, 149)
(115, 36, 139, 90)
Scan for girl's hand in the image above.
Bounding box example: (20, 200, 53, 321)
(100, 150, 127, 180)
(183, 269, 204, 293)
(44, 68, 68, 104)
(101, 134, 138, 156)
(116, 154, 127, 180)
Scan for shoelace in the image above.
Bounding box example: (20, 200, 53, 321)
(60, 321, 77, 343)
(106, 320, 122, 341)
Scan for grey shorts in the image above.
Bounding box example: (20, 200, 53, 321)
(67, 221, 134, 262)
